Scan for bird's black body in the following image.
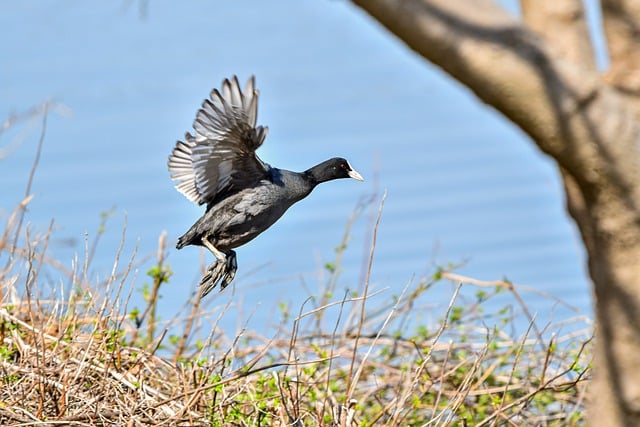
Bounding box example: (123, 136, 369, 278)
(169, 76, 363, 297)
(176, 159, 355, 252)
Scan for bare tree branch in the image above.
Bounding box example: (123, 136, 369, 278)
(521, 0, 596, 69)
(601, 0, 640, 93)
(351, 0, 640, 205)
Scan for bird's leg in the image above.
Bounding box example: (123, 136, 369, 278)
(220, 250, 237, 290)
(202, 238, 226, 262)
(199, 237, 227, 297)
(198, 239, 239, 296)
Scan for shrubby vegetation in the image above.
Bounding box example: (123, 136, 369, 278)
(0, 196, 590, 426)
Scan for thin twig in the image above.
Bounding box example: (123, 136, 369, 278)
(6, 103, 48, 268)
(345, 190, 386, 399)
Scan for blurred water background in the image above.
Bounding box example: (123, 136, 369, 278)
(1, 1, 596, 336)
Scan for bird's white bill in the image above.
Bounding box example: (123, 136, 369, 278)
(348, 166, 364, 182)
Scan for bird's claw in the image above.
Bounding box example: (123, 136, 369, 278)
(198, 251, 238, 298)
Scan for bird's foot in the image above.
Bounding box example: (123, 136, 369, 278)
(220, 250, 237, 290)
(198, 250, 238, 297)
(199, 260, 226, 298)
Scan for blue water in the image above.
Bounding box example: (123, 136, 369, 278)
(1, 1, 592, 335)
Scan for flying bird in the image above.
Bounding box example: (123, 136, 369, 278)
(168, 76, 363, 297)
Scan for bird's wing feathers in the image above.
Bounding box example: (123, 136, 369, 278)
(168, 76, 269, 205)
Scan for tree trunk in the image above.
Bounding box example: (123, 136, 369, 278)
(350, 0, 640, 424)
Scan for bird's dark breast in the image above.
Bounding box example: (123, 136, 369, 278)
(199, 185, 305, 252)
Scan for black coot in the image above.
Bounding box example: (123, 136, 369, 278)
(168, 76, 363, 297)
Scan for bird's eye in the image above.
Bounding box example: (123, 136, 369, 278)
(340, 163, 346, 169)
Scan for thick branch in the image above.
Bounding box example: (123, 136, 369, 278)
(519, 0, 597, 272)
(351, 0, 640, 209)
(601, 0, 640, 93)
(521, 0, 595, 70)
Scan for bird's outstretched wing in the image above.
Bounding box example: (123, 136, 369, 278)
(168, 75, 269, 206)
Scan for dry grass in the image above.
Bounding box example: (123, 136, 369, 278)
(0, 106, 591, 426)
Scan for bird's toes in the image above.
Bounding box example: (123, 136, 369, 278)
(220, 268, 236, 290)
(220, 254, 238, 290)
(199, 260, 226, 298)
(218, 251, 237, 290)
